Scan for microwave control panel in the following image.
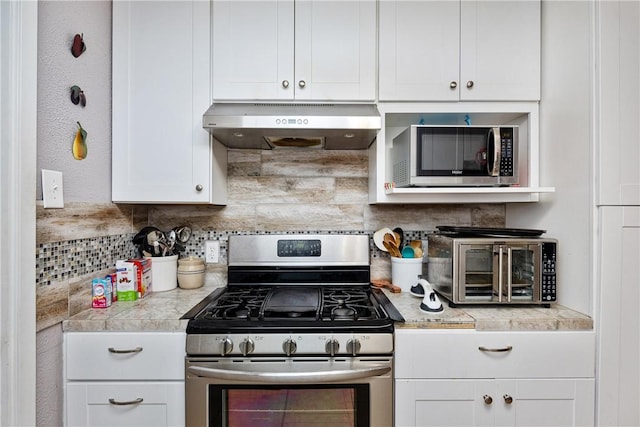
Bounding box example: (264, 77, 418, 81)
(541, 242, 557, 302)
(499, 130, 515, 177)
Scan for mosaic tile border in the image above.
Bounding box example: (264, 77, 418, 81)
(36, 230, 434, 287)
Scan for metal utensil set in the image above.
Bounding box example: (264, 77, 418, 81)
(133, 225, 192, 257)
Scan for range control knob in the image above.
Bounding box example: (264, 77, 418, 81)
(239, 338, 255, 356)
(282, 338, 297, 356)
(346, 339, 361, 356)
(220, 337, 233, 356)
(325, 339, 340, 356)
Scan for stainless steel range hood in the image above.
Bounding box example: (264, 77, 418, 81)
(203, 103, 381, 150)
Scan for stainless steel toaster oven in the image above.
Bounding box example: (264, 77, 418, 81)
(427, 233, 557, 306)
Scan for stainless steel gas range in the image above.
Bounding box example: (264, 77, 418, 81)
(182, 234, 403, 427)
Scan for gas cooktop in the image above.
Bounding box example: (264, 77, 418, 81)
(184, 284, 401, 334)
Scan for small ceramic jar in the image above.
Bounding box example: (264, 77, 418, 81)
(177, 256, 205, 289)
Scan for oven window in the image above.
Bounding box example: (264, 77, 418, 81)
(209, 384, 369, 427)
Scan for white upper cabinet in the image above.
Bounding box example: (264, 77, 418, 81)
(212, 0, 376, 101)
(112, 1, 227, 204)
(379, 0, 541, 102)
(597, 0, 640, 206)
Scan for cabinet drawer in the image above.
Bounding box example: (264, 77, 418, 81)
(395, 330, 595, 379)
(66, 381, 184, 427)
(65, 332, 185, 380)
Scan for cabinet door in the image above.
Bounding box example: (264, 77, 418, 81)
(597, 0, 640, 205)
(395, 378, 594, 427)
(294, 0, 376, 101)
(212, 0, 295, 100)
(66, 382, 184, 427)
(495, 379, 595, 427)
(597, 207, 640, 426)
(395, 379, 494, 427)
(459, 0, 540, 101)
(379, 1, 460, 101)
(212, 0, 375, 101)
(112, 1, 225, 204)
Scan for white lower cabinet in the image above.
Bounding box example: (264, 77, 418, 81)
(64, 332, 186, 427)
(394, 330, 595, 427)
(66, 382, 184, 427)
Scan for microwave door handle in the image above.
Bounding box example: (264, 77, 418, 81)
(506, 247, 513, 303)
(497, 246, 504, 302)
(488, 128, 501, 177)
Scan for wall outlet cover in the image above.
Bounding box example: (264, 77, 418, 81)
(205, 240, 220, 264)
(42, 169, 64, 209)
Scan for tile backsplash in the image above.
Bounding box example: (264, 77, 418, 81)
(35, 148, 505, 331)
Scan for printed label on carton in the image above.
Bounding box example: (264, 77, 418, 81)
(92, 278, 112, 308)
(127, 258, 152, 298)
(115, 260, 138, 301)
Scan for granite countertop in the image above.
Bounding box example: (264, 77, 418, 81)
(385, 290, 593, 331)
(63, 276, 593, 333)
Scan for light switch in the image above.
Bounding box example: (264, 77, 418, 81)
(42, 169, 64, 208)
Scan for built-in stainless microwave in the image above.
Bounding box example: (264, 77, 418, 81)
(427, 234, 557, 306)
(391, 125, 518, 187)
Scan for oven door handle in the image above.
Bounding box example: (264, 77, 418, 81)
(187, 364, 391, 384)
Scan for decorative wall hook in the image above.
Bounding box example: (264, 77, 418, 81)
(71, 33, 86, 58)
(70, 85, 86, 107)
(73, 122, 88, 160)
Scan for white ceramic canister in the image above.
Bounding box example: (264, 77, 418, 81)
(177, 256, 205, 289)
(390, 256, 424, 292)
(146, 254, 178, 292)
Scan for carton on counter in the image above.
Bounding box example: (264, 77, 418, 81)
(127, 258, 152, 298)
(115, 260, 138, 301)
(92, 278, 112, 308)
(105, 272, 118, 302)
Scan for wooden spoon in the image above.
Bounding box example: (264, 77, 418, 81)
(371, 279, 402, 293)
(383, 240, 401, 258)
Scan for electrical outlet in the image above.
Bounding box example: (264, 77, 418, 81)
(42, 169, 64, 208)
(205, 240, 220, 264)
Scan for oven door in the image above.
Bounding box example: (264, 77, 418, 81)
(185, 357, 393, 427)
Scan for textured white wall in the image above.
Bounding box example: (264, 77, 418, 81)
(37, 1, 112, 202)
(36, 2, 112, 423)
(507, 1, 594, 315)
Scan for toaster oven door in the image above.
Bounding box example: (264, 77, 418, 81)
(458, 243, 541, 303)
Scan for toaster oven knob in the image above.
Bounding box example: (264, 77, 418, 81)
(239, 338, 255, 356)
(282, 338, 297, 356)
(325, 339, 340, 356)
(220, 337, 233, 356)
(346, 339, 361, 356)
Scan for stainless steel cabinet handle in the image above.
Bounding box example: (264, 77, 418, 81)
(282, 80, 290, 88)
(467, 80, 474, 88)
(107, 347, 143, 354)
(478, 345, 513, 353)
(450, 81, 458, 89)
(109, 397, 143, 406)
(298, 80, 306, 88)
(195, 184, 203, 192)
(503, 394, 513, 404)
(483, 395, 493, 405)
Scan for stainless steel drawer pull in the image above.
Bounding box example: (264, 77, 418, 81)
(108, 397, 144, 406)
(478, 345, 513, 353)
(108, 346, 143, 354)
